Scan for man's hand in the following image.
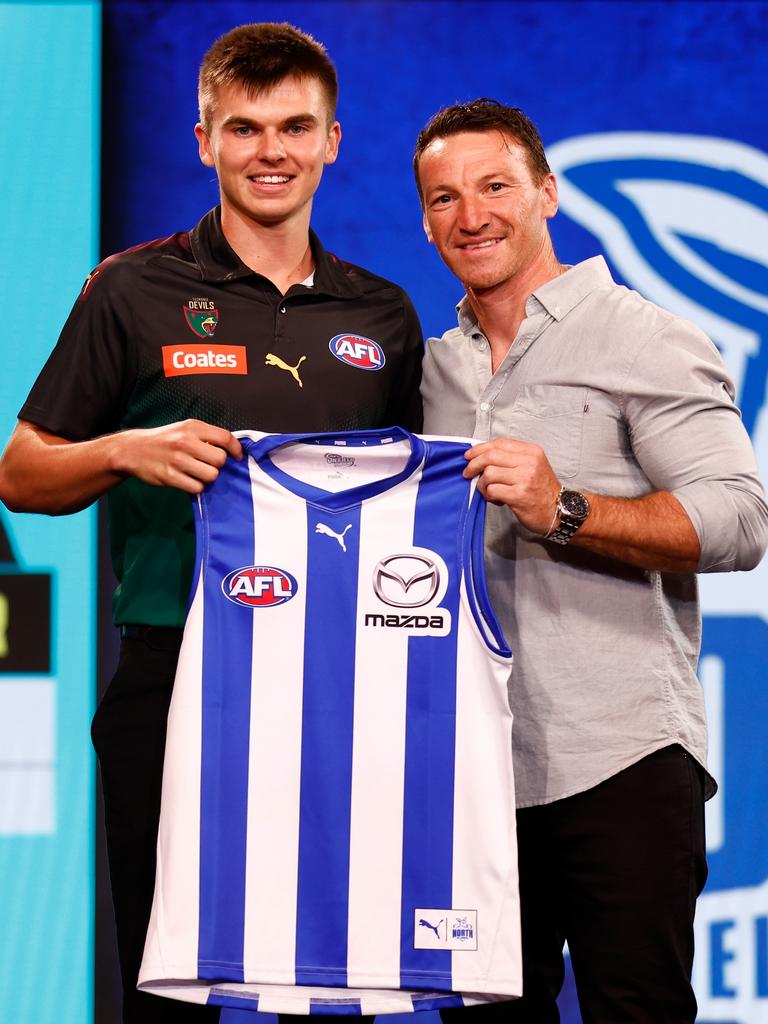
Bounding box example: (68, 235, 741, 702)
(114, 420, 242, 494)
(463, 438, 560, 535)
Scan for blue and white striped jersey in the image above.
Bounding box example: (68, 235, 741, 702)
(138, 427, 520, 1015)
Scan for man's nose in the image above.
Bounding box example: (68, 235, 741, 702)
(456, 196, 491, 233)
(256, 129, 286, 162)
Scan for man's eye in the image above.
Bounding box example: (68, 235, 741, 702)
(287, 124, 308, 135)
(488, 182, 505, 192)
(234, 126, 252, 137)
(432, 194, 452, 206)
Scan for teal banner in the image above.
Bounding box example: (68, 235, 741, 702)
(0, 3, 100, 1022)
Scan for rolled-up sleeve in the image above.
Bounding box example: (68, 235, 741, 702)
(622, 317, 768, 572)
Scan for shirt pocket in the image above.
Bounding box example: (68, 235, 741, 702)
(497, 384, 587, 480)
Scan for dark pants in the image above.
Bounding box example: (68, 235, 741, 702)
(442, 745, 707, 1024)
(92, 631, 374, 1023)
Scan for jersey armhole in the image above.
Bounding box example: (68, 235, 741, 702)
(462, 487, 512, 659)
(185, 492, 208, 616)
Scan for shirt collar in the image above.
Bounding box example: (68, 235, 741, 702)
(188, 206, 363, 298)
(455, 255, 614, 334)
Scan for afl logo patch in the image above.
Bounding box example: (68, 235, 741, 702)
(221, 565, 298, 607)
(329, 333, 386, 371)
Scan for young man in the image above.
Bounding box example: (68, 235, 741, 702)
(414, 99, 767, 1023)
(0, 24, 421, 1023)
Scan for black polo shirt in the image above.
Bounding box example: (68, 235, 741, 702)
(21, 207, 423, 626)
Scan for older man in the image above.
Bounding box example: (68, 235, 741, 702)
(414, 98, 767, 1023)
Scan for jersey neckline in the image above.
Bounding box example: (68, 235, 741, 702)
(239, 427, 426, 511)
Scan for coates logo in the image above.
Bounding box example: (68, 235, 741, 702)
(221, 565, 298, 607)
(329, 333, 386, 371)
(162, 345, 247, 377)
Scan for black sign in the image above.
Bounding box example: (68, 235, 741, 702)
(0, 515, 52, 674)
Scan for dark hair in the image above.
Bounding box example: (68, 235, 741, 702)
(198, 23, 338, 131)
(413, 98, 551, 199)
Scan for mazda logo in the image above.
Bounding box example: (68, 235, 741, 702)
(372, 554, 440, 608)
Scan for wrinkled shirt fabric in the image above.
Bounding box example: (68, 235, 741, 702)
(421, 257, 768, 807)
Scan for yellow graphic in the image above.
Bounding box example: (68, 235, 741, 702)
(265, 352, 306, 388)
(81, 268, 100, 296)
(0, 592, 8, 658)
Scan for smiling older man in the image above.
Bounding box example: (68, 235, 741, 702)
(414, 98, 768, 1024)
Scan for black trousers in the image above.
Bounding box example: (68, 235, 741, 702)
(92, 631, 374, 1024)
(442, 745, 707, 1024)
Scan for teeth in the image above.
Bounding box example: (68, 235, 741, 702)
(466, 239, 499, 249)
(252, 175, 290, 184)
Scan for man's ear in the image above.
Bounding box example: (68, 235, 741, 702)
(423, 210, 434, 244)
(195, 123, 215, 168)
(324, 121, 342, 166)
(542, 172, 558, 220)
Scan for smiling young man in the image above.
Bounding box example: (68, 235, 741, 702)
(414, 99, 768, 1023)
(0, 23, 421, 1023)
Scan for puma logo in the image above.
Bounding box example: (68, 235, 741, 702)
(315, 523, 353, 552)
(265, 352, 306, 387)
(418, 918, 444, 940)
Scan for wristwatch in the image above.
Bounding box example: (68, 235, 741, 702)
(547, 487, 590, 545)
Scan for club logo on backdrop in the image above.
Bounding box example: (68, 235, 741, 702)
(184, 298, 219, 337)
(548, 130, 768, 1024)
(546, 132, 768, 437)
(329, 333, 386, 371)
(221, 565, 298, 607)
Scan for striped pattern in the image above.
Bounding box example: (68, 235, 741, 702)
(139, 428, 520, 1014)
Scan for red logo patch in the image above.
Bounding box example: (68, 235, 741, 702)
(162, 345, 247, 376)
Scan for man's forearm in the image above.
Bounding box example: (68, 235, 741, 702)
(0, 422, 125, 514)
(0, 418, 242, 516)
(571, 490, 701, 573)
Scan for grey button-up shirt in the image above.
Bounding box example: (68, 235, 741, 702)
(421, 256, 768, 807)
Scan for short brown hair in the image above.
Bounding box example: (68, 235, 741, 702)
(198, 23, 339, 132)
(413, 98, 551, 199)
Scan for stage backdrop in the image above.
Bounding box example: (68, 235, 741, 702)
(1, 2, 765, 1023)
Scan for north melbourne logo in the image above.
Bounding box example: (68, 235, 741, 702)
(414, 909, 478, 951)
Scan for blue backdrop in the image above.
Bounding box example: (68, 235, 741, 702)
(102, 6, 768, 1019)
(1, 1, 765, 1022)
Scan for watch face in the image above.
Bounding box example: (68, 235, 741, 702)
(560, 490, 589, 520)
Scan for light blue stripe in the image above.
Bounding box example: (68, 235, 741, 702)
(198, 454, 255, 980)
(295, 504, 362, 984)
(400, 441, 470, 990)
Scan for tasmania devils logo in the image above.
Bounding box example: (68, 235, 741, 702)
(221, 565, 298, 607)
(329, 333, 386, 371)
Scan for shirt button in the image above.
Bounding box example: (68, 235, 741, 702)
(279, 305, 287, 314)
(479, 401, 490, 412)
(478, 341, 487, 352)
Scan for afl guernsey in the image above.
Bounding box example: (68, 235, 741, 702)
(138, 427, 520, 1015)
